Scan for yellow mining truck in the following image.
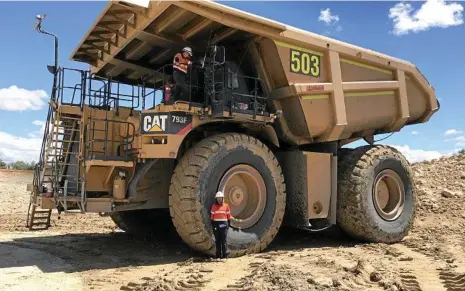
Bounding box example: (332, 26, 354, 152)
(27, 1, 439, 257)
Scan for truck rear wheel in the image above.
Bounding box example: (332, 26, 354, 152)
(169, 133, 286, 257)
(111, 209, 174, 236)
(337, 145, 416, 243)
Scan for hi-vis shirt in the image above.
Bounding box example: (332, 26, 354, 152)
(211, 203, 232, 222)
(173, 53, 191, 74)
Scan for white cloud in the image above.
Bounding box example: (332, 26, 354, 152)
(453, 136, 465, 147)
(0, 131, 42, 163)
(444, 129, 462, 136)
(319, 8, 340, 26)
(0, 85, 48, 111)
(28, 120, 46, 138)
(444, 134, 465, 147)
(412, 131, 420, 135)
(389, 0, 464, 36)
(391, 144, 443, 163)
(32, 120, 45, 126)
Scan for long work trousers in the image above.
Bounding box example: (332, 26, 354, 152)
(213, 224, 229, 258)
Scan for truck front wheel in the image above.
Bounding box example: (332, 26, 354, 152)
(337, 145, 416, 243)
(169, 133, 286, 257)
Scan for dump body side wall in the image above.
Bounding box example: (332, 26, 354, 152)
(257, 38, 438, 145)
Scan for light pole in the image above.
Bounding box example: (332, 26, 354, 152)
(35, 14, 59, 101)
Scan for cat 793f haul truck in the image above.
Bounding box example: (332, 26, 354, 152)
(27, 0, 439, 257)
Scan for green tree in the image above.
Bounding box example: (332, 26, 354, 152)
(0, 159, 6, 169)
(9, 161, 36, 170)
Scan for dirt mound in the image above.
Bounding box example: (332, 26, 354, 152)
(413, 154, 465, 218)
(1, 153, 465, 291)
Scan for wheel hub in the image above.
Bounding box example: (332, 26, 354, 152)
(229, 187, 245, 206)
(373, 169, 405, 221)
(218, 164, 266, 229)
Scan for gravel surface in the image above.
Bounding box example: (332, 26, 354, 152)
(0, 153, 464, 291)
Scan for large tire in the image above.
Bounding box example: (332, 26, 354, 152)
(337, 145, 416, 243)
(111, 209, 174, 237)
(169, 133, 286, 257)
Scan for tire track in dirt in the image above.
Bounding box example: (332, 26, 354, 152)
(391, 244, 447, 291)
(399, 270, 423, 291)
(216, 262, 263, 291)
(439, 270, 465, 291)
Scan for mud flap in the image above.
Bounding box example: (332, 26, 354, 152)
(127, 159, 158, 199)
(276, 150, 336, 229)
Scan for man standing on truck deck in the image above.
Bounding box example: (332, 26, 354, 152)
(211, 191, 241, 259)
(171, 47, 193, 102)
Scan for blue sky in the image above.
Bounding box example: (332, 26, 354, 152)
(0, 0, 463, 163)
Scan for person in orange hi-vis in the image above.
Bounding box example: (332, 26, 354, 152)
(211, 191, 240, 259)
(171, 47, 193, 102)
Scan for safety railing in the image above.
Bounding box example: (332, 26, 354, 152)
(228, 72, 268, 117)
(141, 64, 205, 110)
(88, 75, 141, 110)
(56, 67, 87, 107)
(54, 67, 141, 110)
(87, 116, 136, 161)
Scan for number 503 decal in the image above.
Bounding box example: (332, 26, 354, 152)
(290, 49, 320, 77)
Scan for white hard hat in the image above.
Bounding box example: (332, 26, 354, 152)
(215, 191, 224, 198)
(182, 46, 193, 56)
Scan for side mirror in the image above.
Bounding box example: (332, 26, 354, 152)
(47, 65, 57, 74)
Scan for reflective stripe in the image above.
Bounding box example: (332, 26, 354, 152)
(211, 203, 232, 221)
(173, 53, 188, 73)
(173, 64, 187, 73)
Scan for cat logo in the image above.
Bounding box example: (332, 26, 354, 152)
(142, 114, 168, 133)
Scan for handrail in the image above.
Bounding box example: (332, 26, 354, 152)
(141, 64, 204, 109)
(86, 116, 136, 161)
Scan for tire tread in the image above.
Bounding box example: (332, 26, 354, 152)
(169, 133, 286, 257)
(337, 145, 416, 243)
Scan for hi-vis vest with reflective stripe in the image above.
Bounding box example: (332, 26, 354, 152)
(173, 53, 189, 74)
(211, 203, 232, 222)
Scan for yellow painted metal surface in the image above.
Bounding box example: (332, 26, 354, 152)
(69, 0, 438, 145)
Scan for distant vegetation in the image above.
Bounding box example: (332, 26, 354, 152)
(0, 159, 36, 170)
(459, 149, 465, 155)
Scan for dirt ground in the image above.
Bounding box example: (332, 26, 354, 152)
(1, 154, 465, 291)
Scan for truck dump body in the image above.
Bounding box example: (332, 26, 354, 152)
(71, 0, 439, 145)
(30, 0, 438, 254)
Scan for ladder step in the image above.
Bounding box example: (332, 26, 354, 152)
(30, 222, 50, 226)
(34, 209, 52, 213)
(53, 127, 80, 130)
(32, 216, 50, 220)
(56, 197, 86, 202)
(60, 116, 81, 120)
(57, 164, 79, 166)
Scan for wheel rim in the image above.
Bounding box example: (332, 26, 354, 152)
(373, 169, 405, 221)
(218, 164, 266, 229)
